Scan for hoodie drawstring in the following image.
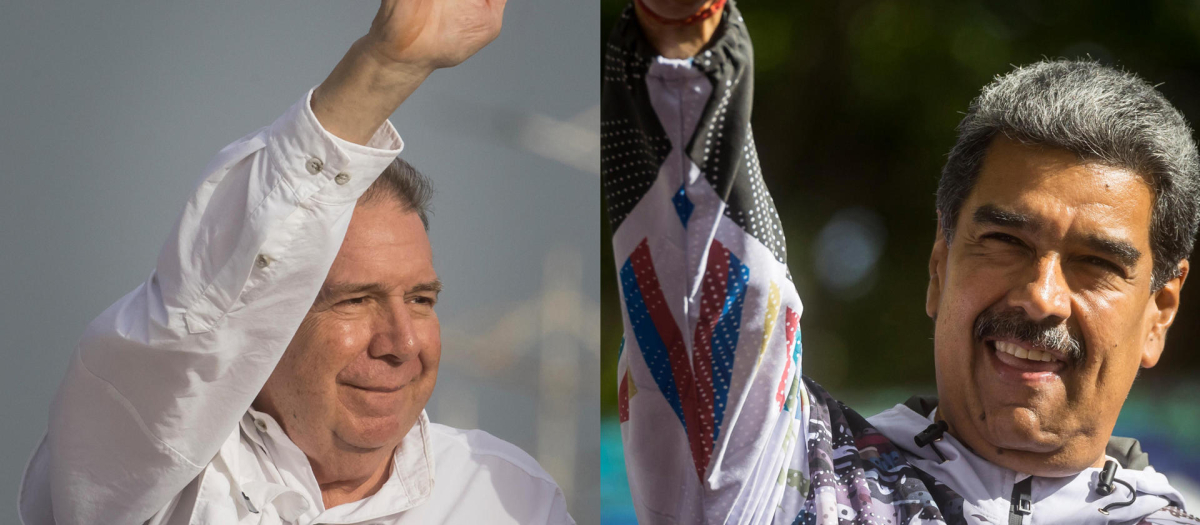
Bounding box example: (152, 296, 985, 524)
(914, 421, 949, 463)
(1096, 460, 1137, 515)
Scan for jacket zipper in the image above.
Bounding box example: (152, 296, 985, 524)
(1008, 476, 1033, 525)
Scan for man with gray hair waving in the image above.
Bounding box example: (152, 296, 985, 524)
(604, 0, 1200, 523)
(21, 1, 572, 523)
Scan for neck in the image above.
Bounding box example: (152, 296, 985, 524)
(312, 441, 395, 509)
(633, 0, 723, 59)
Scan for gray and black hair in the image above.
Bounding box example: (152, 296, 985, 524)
(359, 157, 434, 230)
(937, 59, 1200, 290)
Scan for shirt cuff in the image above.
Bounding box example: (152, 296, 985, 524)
(264, 87, 405, 205)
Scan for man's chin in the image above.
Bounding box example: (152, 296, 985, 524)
(966, 410, 1101, 476)
(978, 407, 1061, 453)
(335, 414, 408, 451)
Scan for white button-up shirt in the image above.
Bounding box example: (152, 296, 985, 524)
(19, 90, 573, 525)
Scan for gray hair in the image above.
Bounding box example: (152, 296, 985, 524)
(359, 157, 434, 230)
(937, 59, 1200, 290)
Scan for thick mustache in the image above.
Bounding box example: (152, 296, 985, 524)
(973, 308, 1085, 366)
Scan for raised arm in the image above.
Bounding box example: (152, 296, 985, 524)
(314, 0, 504, 145)
(19, 2, 502, 523)
(603, 2, 810, 523)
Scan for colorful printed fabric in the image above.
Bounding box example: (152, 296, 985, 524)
(605, 3, 808, 521)
(1141, 506, 1200, 524)
(795, 379, 964, 525)
(603, 2, 965, 522)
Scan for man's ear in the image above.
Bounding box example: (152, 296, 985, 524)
(1142, 259, 1189, 368)
(927, 215, 949, 320)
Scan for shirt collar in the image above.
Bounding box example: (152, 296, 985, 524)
(239, 407, 436, 523)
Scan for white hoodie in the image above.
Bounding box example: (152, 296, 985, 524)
(869, 402, 1190, 524)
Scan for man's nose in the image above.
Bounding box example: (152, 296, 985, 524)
(369, 302, 419, 361)
(1011, 254, 1072, 323)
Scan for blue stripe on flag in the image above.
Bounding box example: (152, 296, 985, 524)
(710, 251, 749, 444)
(620, 257, 686, 429)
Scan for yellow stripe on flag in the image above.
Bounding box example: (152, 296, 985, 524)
(756, 281, 781, 368)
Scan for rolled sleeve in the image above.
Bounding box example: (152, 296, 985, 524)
(267, 87, 404, 205)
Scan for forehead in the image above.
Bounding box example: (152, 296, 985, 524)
(962, 137, 1154, 242)
(326, 202, 435, 285)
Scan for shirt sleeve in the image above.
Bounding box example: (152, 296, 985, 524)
(603, 4, 811, 524)
(19, 88, 403, 525)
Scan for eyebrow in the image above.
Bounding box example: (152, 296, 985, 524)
(1083, 235, 1142, 269)
(409, 280, 444, 294)
(972, 204, 1042, 232)
(321, 279, 443, 299)
(972, 204, 1142, 269)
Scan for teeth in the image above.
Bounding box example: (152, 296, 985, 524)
(994, 341, 1055, 362)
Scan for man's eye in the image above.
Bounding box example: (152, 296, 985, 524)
(1083, 256, 1123, 274)
(411, 296, 437, 306)
(981, 232, 1024, 246)
(340, 296, 368, 306)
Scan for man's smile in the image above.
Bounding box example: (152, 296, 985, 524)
(343, 382, 406, 393)
(984, 338, 1067, 384)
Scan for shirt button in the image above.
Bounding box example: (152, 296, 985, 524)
(305, 157, 324, 175)
(255, 254, 271, 269)
(254, 418, 268, 432)
(334, 172, 351, 185)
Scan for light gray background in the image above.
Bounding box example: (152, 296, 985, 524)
(0, 1, 600, 523)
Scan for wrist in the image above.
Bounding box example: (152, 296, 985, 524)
(354, 36, 436, 83)
(311, 37, 431, 145)
(633, 0, 723, 59)
(636, 0, 725, 26)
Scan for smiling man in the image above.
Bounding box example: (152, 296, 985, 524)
(929, 134, 1185, 481)
(19, 1, 571, 524)
(604, 1, 1200, 523)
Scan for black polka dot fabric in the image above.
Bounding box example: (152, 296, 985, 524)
(602, 3, 788, 268)
(687, 34, 788, 264)
(602, 9, 671, 231)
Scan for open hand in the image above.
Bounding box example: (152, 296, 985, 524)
(364, 0, 506, 72)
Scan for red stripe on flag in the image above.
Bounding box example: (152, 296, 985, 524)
(629, 240, 707, 479)
(775, 307, 801, 410)
(618, 370, 630, 423)
(691, 239, 731, 469)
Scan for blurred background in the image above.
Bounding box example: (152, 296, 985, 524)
(601, 0, 1200, 522)
(0, 1, 598, 523)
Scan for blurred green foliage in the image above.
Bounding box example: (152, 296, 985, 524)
(601, 0, 1200, 417)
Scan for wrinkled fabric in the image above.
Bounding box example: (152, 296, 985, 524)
(20, 89, 572, 525)
(602, 2, 1199, 524)
(869, 402, 1193, 525)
